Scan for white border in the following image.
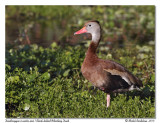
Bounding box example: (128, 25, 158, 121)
(0, 2, 5, 123)
(1, 0, 159, 123)
(155, 4, 160, 123)
(1, 0, 160, 5)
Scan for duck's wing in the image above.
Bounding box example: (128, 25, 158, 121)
(100, 59, 143, 88)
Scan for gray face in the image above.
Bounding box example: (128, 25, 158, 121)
(85, 22, 101, 42)
(85, 22, 101, 35)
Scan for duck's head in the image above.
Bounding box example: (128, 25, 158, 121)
(74, 20, 101, 35)
(74, 20, 101, 43)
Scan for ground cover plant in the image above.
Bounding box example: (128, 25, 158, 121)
(5, 43, 155, 118)
(5, 6, 155, 118)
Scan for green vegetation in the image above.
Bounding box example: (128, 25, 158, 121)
(6, 6, 155, 46)
(6, 43, 155, 118)
(5, 6, 155, 118)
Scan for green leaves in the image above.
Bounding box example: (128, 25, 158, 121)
(63, 69, 70, 77)
(150, 107, 155, 113)
(5, 64, 11, 71)
(151, 74, 155, 82)
(40, 72, 50, 81)
(5, 44, 155, 118)
(7, 76, 20, 84)
(23, 103, 30, 111)
(51, 42, 57, 49)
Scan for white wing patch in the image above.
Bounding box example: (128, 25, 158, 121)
(121, 76, 132, 85)
(104, 69, 132, 85)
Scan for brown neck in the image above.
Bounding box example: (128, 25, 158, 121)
(86, 41, 99, 57)
(83, 41, 99, 66)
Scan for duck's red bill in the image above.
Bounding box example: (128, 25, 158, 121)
(74, 27, 87, 35)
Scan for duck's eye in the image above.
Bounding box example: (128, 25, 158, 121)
(89, 24, 91, 27)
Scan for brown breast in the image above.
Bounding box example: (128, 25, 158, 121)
(81, 42, 107, 87)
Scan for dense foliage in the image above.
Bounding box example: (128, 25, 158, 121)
(6, 6, 155, 47)
(6, 43, 155, 118)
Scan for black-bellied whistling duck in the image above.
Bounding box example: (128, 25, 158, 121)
(74, 20, 143, 108)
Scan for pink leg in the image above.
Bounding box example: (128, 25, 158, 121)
(106, 94, 110, 108)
